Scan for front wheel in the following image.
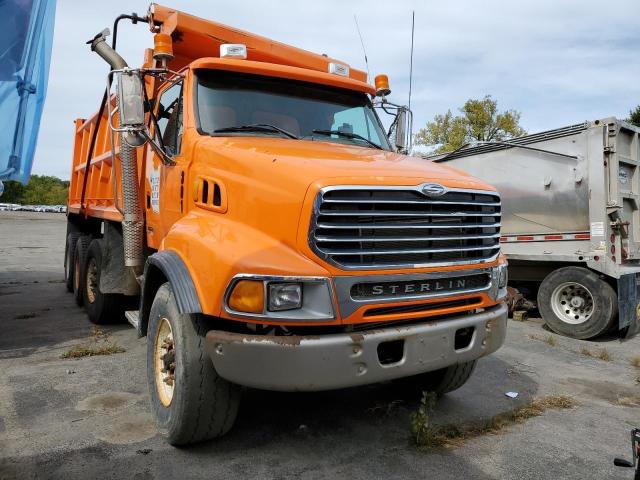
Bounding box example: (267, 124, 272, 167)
(537, 266, 617, 339)
(395, 360, 477, 397)
(147, 283, 241, 445)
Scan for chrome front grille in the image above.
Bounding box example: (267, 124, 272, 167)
(309, 185, 501, 270)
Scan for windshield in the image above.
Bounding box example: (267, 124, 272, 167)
(195, 70, 392, 150)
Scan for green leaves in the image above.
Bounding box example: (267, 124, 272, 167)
(628, 105, 640, 128)
(415, 95, 526, 154)
(1, 175, 68, 205)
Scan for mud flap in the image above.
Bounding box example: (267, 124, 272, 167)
(617, 273, 640, 339)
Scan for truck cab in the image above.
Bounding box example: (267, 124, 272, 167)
(65, 4, 508, 445)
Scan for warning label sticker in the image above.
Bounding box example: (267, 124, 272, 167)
(150, 167, 160, 214)
(590, 221, 605, 237)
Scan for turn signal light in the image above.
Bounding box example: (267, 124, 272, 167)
(228, 280, 264, 313)
(374, 74, 391, 97)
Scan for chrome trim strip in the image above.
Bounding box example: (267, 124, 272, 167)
(317, 211, 501, 217)
(321, 245, 500, 255)
(333, 266, 500, 318)
(308, 183, 502, 271)
(315, 233, 501, 242)
(223, 274, 336, 322)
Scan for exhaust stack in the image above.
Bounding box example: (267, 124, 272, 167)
(88, 29, 144, 271)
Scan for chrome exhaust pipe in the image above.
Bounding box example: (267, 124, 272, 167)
(89, 29, 144, 271)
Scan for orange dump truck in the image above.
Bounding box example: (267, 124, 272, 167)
(65, 4, 508, 444)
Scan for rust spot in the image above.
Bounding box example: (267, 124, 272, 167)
(207, 330, 320, 348)
(350, 333, 365, 343)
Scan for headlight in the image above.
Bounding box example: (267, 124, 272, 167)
(225, 276, 335, 321)
(268, 283, 302, 311)
(498, 263, 508, 288)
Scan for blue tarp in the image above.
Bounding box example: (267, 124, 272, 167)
(0, 0, 56, 184)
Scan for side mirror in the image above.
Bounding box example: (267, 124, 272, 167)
(394, 108, 411, 154)
(116, 72, 146, 147)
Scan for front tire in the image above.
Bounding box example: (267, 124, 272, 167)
(537, 267, 617, 339)
(147, 283, 241, 445)
(396, 360, 477, 396)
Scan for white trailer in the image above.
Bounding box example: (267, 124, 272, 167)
(432, 118, 640, 340)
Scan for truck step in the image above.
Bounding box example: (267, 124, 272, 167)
(125, 310, 140, 329)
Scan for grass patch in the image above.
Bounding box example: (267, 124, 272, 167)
(61, 344, 125, 359)
(61, 327, 125, 359)
(630, 356, 640, 369)
(580, 347, 613, 362)
(410, 393, 577, 449)
(616, 396, 640, 407)
(528, 333, 558, 346)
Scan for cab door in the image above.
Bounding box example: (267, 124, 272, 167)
(145, 80, 185, 248)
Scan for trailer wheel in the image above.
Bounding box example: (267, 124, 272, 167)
(64, 232, 81, 292)
(72, 235, 92, 306)
(538, 266, 617, 339)
(147, 283, 240, 445)
(82, 239, 126, 324)
(395, 360, 477, 396)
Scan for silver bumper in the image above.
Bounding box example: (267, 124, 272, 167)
(205, 303, 508, 391)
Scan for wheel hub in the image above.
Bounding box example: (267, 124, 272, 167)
(154, 317, 175, 406)
(550, 281, 594, 325)
(86, 257, 98, 304)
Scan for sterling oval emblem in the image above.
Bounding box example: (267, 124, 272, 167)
(421, 183, 447, 197)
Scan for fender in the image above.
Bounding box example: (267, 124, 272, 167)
(138, 250, 202, 336)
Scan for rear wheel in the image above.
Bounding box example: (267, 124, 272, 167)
(73, 235, 91, 306)
(147, 283, 241, 445)
(64, 231, 81, 292)
(538, 267, 617, 339)
(82, 239, 126, 324)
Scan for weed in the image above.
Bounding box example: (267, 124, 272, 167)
(630, 356, 640, 369)
(61, 326, 124, 359)
(528, 333, 558, 346)
(410, 394, 577, 449)
(61, 344, 125, 359)
(616, 396, 640, 407)
(580, 347, 612, 362)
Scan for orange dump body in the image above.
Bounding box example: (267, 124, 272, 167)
(67, 4, 506, 329)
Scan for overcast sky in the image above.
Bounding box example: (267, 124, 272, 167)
(34, 0, 640, 179)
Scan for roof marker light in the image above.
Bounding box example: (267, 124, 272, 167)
(220, 44, 247, 59)
(328, 62, 349, 77)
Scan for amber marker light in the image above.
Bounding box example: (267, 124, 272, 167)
(374, 74, 391, 97)
(153, 33, 174, 62)
(228, 280, 264, 314)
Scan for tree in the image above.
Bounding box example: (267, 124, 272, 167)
(415, 95, 526, 154)
(0, 175, 68, 204)
(628, 106, 640, 128)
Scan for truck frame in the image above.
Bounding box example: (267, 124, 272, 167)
(65, 4, 508, 444)
(434, 118, 640, 340)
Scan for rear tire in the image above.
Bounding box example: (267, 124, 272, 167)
(537, 267, 617, 339)
(147, 283, 241, 445)
(73, 235, 91, 306)
(396, 361, 477, 396)
(82, 239, 126, 324)
(64, 231, 81, 292)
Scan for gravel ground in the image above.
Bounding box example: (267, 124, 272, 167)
(0, 211, 639, 480)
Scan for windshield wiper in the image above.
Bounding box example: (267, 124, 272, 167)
(212, 124, 299, 139)
(311, 129, 383, 150)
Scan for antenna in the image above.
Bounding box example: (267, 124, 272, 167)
(353, 15, 370, 80)
(408, 10, 415, 111)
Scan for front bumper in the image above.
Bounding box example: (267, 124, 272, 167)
(205, 302, 508, 391)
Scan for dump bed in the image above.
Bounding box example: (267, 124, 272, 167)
(434, 118, 640, 279)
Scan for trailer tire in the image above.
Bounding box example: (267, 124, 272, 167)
(64, 232, 81, 292)
(396, 360, 477, 396)
(147, 283, 240, 445)
(72, 235, 92, 306)
(82, 239, 126, 324)
(538, 266, 617, 340)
